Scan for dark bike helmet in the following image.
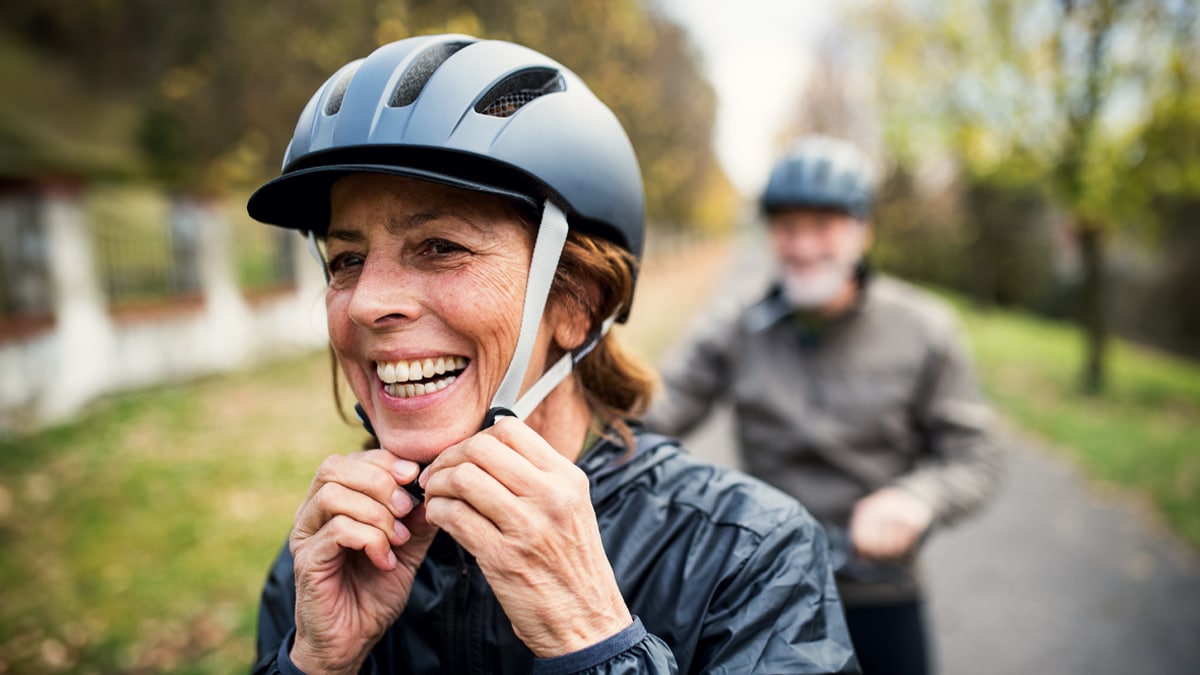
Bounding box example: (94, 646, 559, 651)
(247, 34, 646, 423)
(760, 134, 875, 219)
(247, 33, 644, 259)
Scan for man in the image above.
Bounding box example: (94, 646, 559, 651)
(645, 135, 1003, 675)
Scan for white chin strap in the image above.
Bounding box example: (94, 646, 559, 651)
(486, 200, 574, 424)
(489, 200, 620, 425)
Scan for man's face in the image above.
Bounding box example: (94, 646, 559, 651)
(766, 208, 872, 311)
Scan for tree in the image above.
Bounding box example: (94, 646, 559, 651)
(851, 0, 1193, 392)
(0, 0, 736, 232)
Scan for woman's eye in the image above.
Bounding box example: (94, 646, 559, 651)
(326, 252, 364, 276)
(424, 239, 468, 256)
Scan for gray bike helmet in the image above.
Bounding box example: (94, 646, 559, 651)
(760, 135, 875, 219)
(247, 34, 645, 424)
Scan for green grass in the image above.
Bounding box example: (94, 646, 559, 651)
(944, 293, 1200, 549)
(0, 355, 364, 673)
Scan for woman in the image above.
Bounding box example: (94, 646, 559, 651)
(247, 34, 858, 674)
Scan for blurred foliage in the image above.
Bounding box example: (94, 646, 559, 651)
(837, 0, 1200, 371)
(0, 0, 736, 232)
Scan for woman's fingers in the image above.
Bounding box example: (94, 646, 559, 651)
(420, 419, 594, 568)
(293, 513, 398, 572)
(292, 451, 428, 570)
(420, 418, 577, 502)
(485, 417, 574, 474)
(304, 453, 419, 518)
(296, 481, 409, 547)
(422, 429, 534, 498)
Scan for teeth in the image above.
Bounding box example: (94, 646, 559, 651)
(385, 375, 457, 399)
(376, 356, 467, 384)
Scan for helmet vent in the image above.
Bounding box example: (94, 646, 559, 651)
(390, 41, 471, 107)
(324, 62, 362, 115)
(475, 68, 565, 118)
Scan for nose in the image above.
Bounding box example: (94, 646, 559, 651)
(774, 223, 825, 259)
(345, 255, 421, 329)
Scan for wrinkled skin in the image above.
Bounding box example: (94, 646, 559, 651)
(288, 175, 631, 673)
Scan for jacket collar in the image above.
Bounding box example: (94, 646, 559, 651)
(579, 423, 678, 505)
(744, 261, 874, 334)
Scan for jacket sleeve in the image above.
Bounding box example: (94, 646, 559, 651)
(252, 541, 299, 675)
(532, 617, 678, 675)
(643, 310, 736, 439)
(895, 312, 1004, 524)
(534, 511, 858, 674)
(698, 508, 860, 674)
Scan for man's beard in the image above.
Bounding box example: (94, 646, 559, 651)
(780, 258, 858, 309)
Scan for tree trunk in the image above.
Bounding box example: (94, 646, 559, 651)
(1077, 222, 1107, 394)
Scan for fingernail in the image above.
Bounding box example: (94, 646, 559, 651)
(391, 488, 410, 514)
(387, 549, 398, 569)
(394, 459, 417, 482)
(393, 520, 409, 544)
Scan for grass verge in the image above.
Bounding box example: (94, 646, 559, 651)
(945, 294, 1200, 551)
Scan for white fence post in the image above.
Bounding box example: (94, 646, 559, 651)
(41, 184, 116, 423)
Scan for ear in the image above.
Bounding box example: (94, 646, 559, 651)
(548, 298, 591, 353)
(860, 221, 875, 251)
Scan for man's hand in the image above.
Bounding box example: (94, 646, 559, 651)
(849, 486, 934, 561)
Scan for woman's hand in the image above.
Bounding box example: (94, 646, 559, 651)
(288, 449, 438, 674)
(849, 486, 933, 561)
(420, 417, 632, 658)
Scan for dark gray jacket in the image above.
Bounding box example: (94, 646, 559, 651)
(253, 428, 859, 674)
(646, 275, 1003, 605)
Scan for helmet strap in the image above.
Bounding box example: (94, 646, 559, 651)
(503, 311, 618, 421)
(306, 230, 330, 283)
(487, 200, 569, 420)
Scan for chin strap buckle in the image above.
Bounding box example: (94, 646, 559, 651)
(481, 406, 518, 430)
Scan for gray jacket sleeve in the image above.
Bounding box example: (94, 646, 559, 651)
(894, 313, 1004, 524)
(643, 311, 736, 439)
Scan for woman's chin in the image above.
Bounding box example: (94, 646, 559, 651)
(374, 422, 477, 463)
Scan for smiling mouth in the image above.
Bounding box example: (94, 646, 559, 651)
(376, 356, 469, 399)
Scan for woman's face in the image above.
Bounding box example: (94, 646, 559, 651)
(325, 173, 548, 462)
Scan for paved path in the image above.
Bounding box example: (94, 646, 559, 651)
(669, 234, 1200, 674)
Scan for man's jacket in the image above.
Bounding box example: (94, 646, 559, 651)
(253, 428, 860, 674)
(646, 275, 1003, 606)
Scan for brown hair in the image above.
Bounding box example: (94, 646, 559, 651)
(548, 232, 657, 448)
